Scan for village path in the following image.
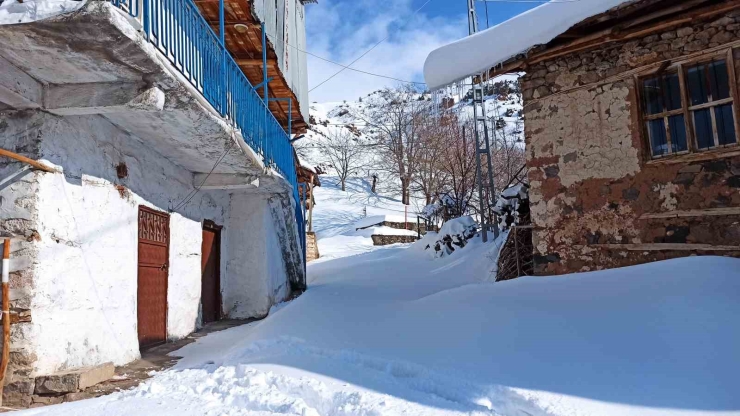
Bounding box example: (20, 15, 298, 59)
(14, 176, 740, 416)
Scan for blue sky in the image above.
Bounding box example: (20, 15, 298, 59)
(304, 0, 539, 102)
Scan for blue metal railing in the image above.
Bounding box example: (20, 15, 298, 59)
(110, 0, 306, 264)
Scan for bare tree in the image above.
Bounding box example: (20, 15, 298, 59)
(438, 115, 478, 220)
(487, 99, 526, 190)
(413, 112, 449, 205)
(318, 127, 366, 192)
(354, 85, 429, 205)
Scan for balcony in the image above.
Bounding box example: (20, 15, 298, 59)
(191, 0, 308, 133)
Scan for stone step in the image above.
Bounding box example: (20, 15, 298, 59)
(34, 362, 115, 395)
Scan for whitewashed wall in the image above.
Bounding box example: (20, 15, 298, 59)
(223, 193, 290, 319)
(0, 111, 294, 376)
(254, 0, 309, 121)
(25, 113, 230, 374)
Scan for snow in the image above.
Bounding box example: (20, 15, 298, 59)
(436, 216, 476, 237)
(16, 245, 740, 416)
(309, 176, 423, 259)
(500, 183, 527, 199)
(15, 170, 740, 416)
(423, 0, 631, 90)
(354, 214, 419, 230)
(0, 0, 86, 25)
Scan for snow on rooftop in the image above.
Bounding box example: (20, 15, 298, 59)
(0, 0, 86, 25)
(423, 0, 632, 90)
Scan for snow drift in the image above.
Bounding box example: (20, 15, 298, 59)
(17, 247, 740, 416)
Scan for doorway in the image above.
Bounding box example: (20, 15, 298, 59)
(137, 206, 170, 349)
(201, 220, 222, 324)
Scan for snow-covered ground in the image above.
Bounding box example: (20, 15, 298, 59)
(14, 172, 740, 416)
(310, 176, 421, 260)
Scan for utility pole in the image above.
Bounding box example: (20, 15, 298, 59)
(467, 0, 478, 35)
(467, 0, 499, 242)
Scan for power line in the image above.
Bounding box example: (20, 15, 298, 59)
(266, 33, 426, 86)
(308, 0, 434, 93)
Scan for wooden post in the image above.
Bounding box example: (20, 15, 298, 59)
(0, 239, 10, 406)
(308, 175, 315, 233)
(404, 205, 408, 230)
(514, 228, 521, 277)
(0, 149, 55, 173)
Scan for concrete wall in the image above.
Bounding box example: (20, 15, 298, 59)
(521, 10, 740, 275)
(0, 109, 297, 404)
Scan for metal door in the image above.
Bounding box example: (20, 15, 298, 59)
(137, 206, 169, 349)
(201, 221, 222, 323)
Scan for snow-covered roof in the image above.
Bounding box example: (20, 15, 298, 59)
(423, 0, 632, 90)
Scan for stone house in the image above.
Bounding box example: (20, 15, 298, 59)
(0, 0, 311, 407)
(425, 0, 740, 275)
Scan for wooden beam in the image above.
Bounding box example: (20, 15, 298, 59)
(591, 243, 740, 251)
(0, 149, 55, 173)
(639, 207, 740, 219)
(206, 21, 259, 28)
(236, 59, 277, 67)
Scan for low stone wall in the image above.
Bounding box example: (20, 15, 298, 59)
(380, 221, 428, 234)
(371, 235, 418, 246)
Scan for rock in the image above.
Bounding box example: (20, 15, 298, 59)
(78, 362, 115, 390)
(63, 391, 94, 403)
(34, 374, 79, 395)
(674, 173, 696, 185)
(31, 395, 64, 405)
(677, 27, 694, 37)
(34, 362, 115, 394)
(678, 164, 702, 174)
(3, 378, 35, 408)
(710, 16, 735, 27)
(711, 31, 734, 45)
(622, 188, 640, 201)
(544, 165, 560, 178)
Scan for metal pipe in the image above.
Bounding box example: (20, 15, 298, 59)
(0, 239, 11, 406)
(261, 22, 269, 164)
(219, 0, 227, 115)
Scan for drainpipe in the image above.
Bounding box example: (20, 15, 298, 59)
(0, 239, 10, 406)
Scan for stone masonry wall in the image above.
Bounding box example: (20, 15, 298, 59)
(521, 9, 740, 275)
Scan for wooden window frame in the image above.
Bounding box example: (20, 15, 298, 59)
(637, 49, 740, 161)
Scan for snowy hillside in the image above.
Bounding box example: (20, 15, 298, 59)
(297, 74, 525, 172)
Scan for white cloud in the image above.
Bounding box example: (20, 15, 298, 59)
(305, 0, 466, 103)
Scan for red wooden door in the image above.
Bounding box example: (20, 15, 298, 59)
(137, 206, 169, 349)
(201, 221, 221, 324)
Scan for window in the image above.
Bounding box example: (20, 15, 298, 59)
(640, 56, 739, 159)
